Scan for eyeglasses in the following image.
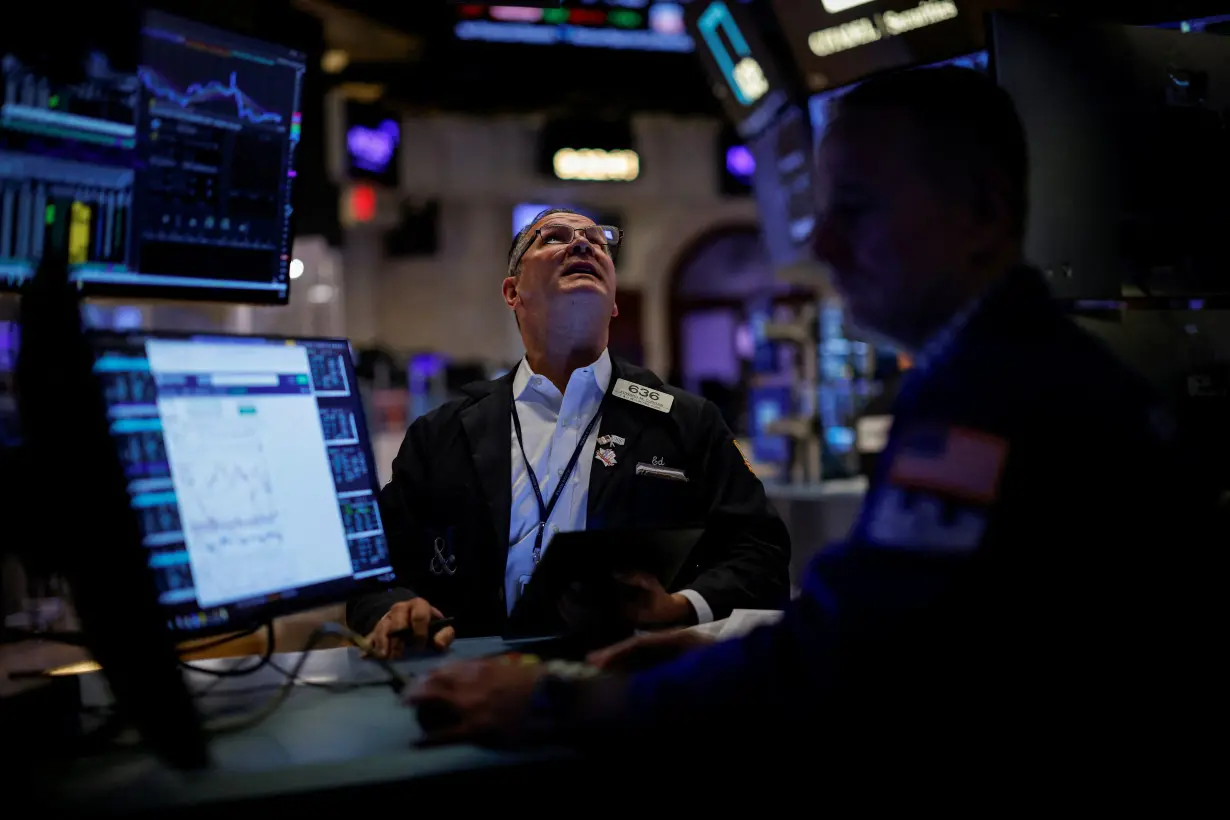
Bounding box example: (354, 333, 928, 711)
(534, 223, 623, 252)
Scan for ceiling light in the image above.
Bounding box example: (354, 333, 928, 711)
(321, 49, 349, 74)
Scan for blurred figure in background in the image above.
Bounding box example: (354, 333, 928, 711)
(351, 207, 790, 655)
(405, 68, 1218, 785)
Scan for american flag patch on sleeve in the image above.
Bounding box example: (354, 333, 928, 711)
(887, 425, 1009, 505)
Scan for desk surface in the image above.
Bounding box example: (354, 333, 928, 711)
(40, 638, 569, 812)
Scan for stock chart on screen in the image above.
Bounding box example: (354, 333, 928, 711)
(91, 332, 393, 633)
(0, 11, 305, 303)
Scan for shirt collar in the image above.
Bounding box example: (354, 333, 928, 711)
(912, 297, 982, 372)
(512, 348, 612, 401)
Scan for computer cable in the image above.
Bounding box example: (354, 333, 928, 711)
(203, 622, 408, 735)
(177, 624, 264, 654)
(176, 622, 275, 678)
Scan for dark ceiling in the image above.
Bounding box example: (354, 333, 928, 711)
(323, 1, 724, 118)
(316, 0, 1230, 116)
(21, 0, 1229, 121)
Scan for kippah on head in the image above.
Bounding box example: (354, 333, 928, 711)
(831, 66, 1030, 238)
(506, 207, 589, 278)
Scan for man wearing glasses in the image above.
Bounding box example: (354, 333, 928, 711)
(351, 208, 791, 656)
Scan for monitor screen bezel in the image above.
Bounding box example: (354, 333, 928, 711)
(87, 328, 397, 639)
(0, 10, 304, 306)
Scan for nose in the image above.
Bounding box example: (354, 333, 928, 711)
(566, 231, 595, 256)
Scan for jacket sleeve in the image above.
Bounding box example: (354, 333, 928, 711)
(345, 417, 431, 636)
(543, 391, 1224, 758)
(679, 400, 791, 619)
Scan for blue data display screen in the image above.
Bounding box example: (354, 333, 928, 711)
(453, 1, 755, 52)
(0, 11, 305, 303)
(91, 333, 394, 634)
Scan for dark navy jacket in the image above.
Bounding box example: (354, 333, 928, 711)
(557, 268, 1221, 769)
(348, 357, 790, 638)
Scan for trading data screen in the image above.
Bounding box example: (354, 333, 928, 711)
(770, 0, 983, 94)
(454, 1, 755, 52)
(685, 0, 790, 140)
(748, 106, 816, 269)
(0, 11, 304, 303)
(90, 332, 394, 634)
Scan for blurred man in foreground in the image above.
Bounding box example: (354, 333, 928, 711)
(349, 207, 790, 656)
(406, 68, 1218, 774)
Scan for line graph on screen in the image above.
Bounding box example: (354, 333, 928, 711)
(138, 67, 284, 125)
(159, 399, 295, 605)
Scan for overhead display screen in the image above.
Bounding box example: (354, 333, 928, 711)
(0, 10, 305, 303)
(747, 106, 816, 269)
(685, 0, 791, 139)
(770, 0, 986, 93)
(453, 1, 755, 52)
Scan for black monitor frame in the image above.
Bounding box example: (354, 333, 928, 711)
(87, 328, 397, 639)
(0, 10, 306, 305)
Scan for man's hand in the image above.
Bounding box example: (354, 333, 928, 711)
(366, 598, 455, 658)
(615, 571, 694, 627)
(405, 657, 544, 747)
(587, 628, 715, 672)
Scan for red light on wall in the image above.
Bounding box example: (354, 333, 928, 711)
(569, 9, 606, 26)
(350, 184, 376, 223)
(458, 4, 486, 17)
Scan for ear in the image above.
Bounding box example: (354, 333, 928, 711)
(611, 301, 619, 319)
(502, 276, 519, 309)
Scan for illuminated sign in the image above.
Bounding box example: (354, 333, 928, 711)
(698, 1, 768, 105)
(345, 101, 401, 186)
(807, 1, 960, 58)
(726, 144, 755, 178)
(552, 148, 640, 182)
(686, 0, 788, 139)
(347, 120, 399, 174)
(348, 184, 377, 223)
(821, 0, 877, 12)
(452, 2, 755, 52)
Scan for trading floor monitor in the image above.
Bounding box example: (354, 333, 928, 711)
(990, 14, 1230, 300)
(88, 331, 396, 636)
(1, 10, 306, 303)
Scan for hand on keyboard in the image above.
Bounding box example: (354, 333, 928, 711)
(406, 652, 556, 746)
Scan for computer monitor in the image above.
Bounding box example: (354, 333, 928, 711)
(1, 10, 305, 303)
(990, 14, 1230, 299)
(685, 0, 791, 140)
(770, 0, 985, 95)
(88, 331, 395, 636)
(746, 106, 816, 270)
(453, 1, 706, 53)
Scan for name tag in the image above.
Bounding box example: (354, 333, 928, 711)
(612, 378, 674, 413)
(635, 463, 689, 482)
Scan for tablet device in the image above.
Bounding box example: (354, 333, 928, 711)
(503, 528, 704, 641)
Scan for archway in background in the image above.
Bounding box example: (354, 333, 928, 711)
(667, 224, 812, 432)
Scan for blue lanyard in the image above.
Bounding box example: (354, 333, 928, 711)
(511, 396, 606, 564)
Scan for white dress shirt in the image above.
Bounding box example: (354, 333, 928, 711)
(505, 350, 712, 623)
